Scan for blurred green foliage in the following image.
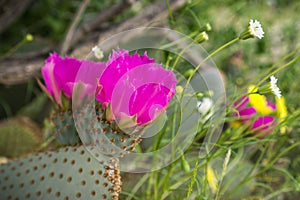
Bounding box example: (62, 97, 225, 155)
(0, 0, 121, 54)
(0, 0, 300, 199)
(0, 117, 42, 158)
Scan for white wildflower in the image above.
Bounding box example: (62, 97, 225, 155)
(197, 97, 213, 114)
(197, 97, 213, 122)
(239, 19, 265, 40)
(92, 46, 104, 60)
(249, 19, 264, 39)
(270, 75, 282, 98)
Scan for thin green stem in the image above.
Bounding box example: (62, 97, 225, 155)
(229, 140, 300, 199)
(225, 142, 268, 199)
(188, 9, 202, 28)
(228, 47, 300, 108)
(186, 161, 199, 199)
(153, 170, 158, 200)
(146, 172, 153, 199)
(265, 188, 294, 200)
(254, 46, 300, 86)
(166, 0, 174, 24)
(125, 174, 149, 200)
(227, 52, 300, 116)
(257, 55, 300, 86)
(181, 37, 240, 103)
(260, 141, 300, 174)
(0, 35, 32, 61)
(0, 98, 12, 117)
(171, 42, 194, 69)
(37, 136, 55, 151)
(169, 31, 200, 69)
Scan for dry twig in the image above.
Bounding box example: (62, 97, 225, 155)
(0, 0, 188, 85)
(0, 0, 33, 34)
(72, 0, 134, 44)
(60, 0, 91, 55)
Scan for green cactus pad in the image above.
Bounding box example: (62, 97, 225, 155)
(0, 146, 121, 200)
(74, 103, 145, 157)
(0, 117, 42, 158)
(50, 110, 81, 145)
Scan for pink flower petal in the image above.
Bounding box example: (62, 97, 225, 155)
(41, 61, 54, 94)
(267, 100, 276, 110)
(110, 63, 177, 124)
(41, 53, 106, 105)
(129, 83, 173, 124)
(42, 53, 62, 105)
(96, 49, 155, 103)
(251, 116, 276, 136)
(238, 107, 257, 121)
(53, 55, 82, 97)
(233, 96, 249, 111)
(73, 60, 106, 98)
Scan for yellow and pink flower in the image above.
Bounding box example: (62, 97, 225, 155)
(232, 85, 287, 137)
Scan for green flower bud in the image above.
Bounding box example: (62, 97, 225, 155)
(25, 34, 33, 42)
(195, 31, 209, 43)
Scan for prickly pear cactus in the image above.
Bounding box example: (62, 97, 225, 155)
(50, 103, 144, 152)
(50, 109, 81, 145)
(0, 146, 121, 200)
(75, 103, 144, 157)
(0, 117, 42, 158)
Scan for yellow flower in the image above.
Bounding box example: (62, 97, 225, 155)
(230, 120, 241, 128)
(275, 96, 288, 134)
(248, 85, 273, 115)
(276, 96, 287, 120)
(207, 165, 218, 194)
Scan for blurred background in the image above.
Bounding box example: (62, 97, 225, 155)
(0, 0, 299, 198)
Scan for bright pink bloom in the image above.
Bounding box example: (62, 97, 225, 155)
(96, 49, 155, 103)
(41, 53, 105, 106)
(233, 96, 256, 121)
(96, 49, 177, 125)
(252, 116, 275, 136)
(233, 96, 276, 136)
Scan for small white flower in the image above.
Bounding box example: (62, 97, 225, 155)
(197, 98, 213, 114)
(197, 97, 213, 121)
(270, 75, 282, 98)
(92, 46, 104, 60)
(249, 19, 264, 39)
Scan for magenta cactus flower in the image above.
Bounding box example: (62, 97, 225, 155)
(41, 53, 105, 107)
(96, 49, 177, 125)
(96, 49, 155, 104)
